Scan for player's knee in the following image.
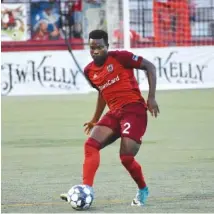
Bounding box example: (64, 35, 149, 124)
(84, 137, 101, 151)
(120, 155, 134, 167)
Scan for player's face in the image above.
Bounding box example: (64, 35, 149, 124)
(89, 38, 108, 65)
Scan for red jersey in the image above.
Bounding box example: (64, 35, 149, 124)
(84, 50, 146, 110)
(71, 0, 82, 11)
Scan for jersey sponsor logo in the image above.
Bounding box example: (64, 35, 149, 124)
(98, 75, 120, 91)
(132, 55, 139, 61)
(107, 64, 114, 72)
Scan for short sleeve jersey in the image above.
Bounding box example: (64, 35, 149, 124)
(84, 50, 146, 110)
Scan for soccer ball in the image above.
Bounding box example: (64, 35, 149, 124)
(67, 185, 94, 210)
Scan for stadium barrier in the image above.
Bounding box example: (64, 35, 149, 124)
(1, 46, 214, 96)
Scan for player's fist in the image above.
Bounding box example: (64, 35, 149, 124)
(147, 97, 160, 118)
(83, 121, 96, 135)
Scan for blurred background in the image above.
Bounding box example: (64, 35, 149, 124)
(1, 3, 214, 213)
(1, 0, 214, 51)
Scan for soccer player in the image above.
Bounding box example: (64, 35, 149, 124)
(61, 30, 159, 206)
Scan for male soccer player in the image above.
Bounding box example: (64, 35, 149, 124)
(61, 30, 159, 206)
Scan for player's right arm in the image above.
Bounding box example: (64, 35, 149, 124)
(84, 92, 106, 135)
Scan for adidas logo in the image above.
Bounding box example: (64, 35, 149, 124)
(93, 74, 98, 79)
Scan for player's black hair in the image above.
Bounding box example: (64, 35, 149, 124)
(89, 30, 109, 46)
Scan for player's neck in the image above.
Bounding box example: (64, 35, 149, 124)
(94, 62, 104, 67)
(94, 56, 108, 67)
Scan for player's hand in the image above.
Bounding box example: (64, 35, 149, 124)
(83, 121, 96, 135)
(147, 97, 160, 118)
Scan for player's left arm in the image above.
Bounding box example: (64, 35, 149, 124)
(139, 58, 160, 117)
(115, 50, 160, 117)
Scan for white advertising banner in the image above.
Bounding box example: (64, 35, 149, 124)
(1, 46, 214, 96)
(1, 50, 92, 96)
(133, 46, 214, 90)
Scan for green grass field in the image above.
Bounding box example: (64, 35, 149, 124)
(1, 89, 214, 213)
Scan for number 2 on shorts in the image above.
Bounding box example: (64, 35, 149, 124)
(123, 122, 131, 134)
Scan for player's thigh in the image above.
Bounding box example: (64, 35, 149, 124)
(90, 125, 115, 149)
(90, 112, 120, 149)
(120, 107, 148, 144)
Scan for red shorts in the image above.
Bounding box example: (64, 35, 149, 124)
(97, 102, 148, 144)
